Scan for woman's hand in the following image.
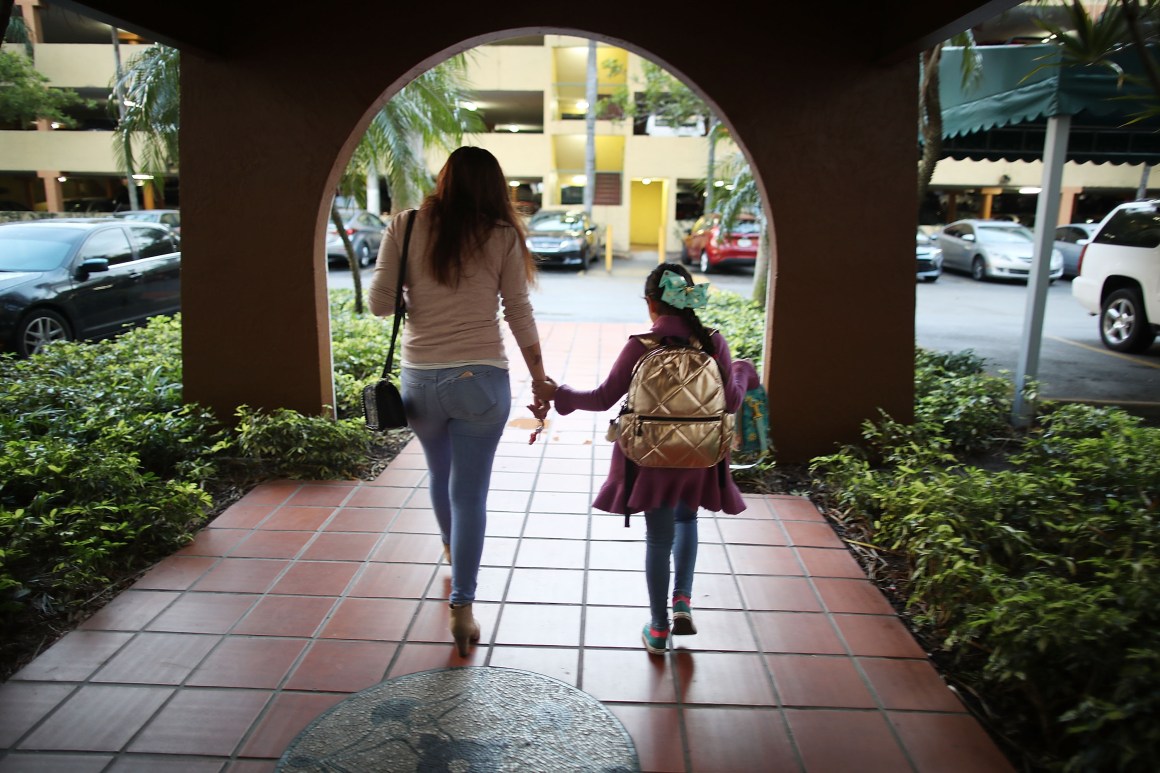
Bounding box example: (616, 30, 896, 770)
(532, 376, 558, 402)
(527, 398, 550, 421)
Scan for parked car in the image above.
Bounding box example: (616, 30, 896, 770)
(937, 219, 1064, 282)
(916, 228, 942, 282)
(1053, 222, 1098, 279)
(326, 209, 386, 268)
(1072, 199, 1160, 353)
(525, 208, 602, 269)
(680, 213, 760, 273)
(115, 208, 181, 236)
(62, 197, 127, 214)
(0, 218, 181, 357)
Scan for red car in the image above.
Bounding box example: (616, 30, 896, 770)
(680, 213, 760, 273)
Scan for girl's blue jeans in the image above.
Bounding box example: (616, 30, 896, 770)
(643, 502, 699, 630)
(401, 365, 510, 605)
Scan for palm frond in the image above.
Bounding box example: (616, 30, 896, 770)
(111, 45, 180, 181)
(345, 56, 484, 210)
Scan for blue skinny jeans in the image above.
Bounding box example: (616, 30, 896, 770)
(401, 365, 510, 605)
(643, 502, 699, 630)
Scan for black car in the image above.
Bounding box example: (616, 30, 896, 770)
(0, 219, 181, 357)
(524, 208, 602, 269)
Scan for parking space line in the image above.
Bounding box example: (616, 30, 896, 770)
(1046, 335, 1160, 370)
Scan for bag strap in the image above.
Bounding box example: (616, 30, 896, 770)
(381, 209, 417, 380)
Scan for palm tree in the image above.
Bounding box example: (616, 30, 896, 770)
(110, 45, 180, 190)
(1031, 0, 1160, 121)
(329, 57, 483, 308)
(713, 155, 768, 305)
(917, 31, 980, 214)
(112, 46, 481, 311)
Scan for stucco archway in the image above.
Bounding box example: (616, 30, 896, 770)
(47, 2, 1021, 462)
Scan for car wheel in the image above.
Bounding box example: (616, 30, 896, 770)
(357, 241, 374, 268)
(1100, 288, 1156, 353)
(17, 309, 72, 358)
(699, 250, 713, 274)
(971, 256, 988, 281)
(923, 274, 938, 283)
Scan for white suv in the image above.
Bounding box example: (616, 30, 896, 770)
(1072, 200, 1160, 353)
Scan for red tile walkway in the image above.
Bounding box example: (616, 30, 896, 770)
(0, 322, 1015, 772)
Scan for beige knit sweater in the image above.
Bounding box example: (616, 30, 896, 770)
(367, 207, 540, 368)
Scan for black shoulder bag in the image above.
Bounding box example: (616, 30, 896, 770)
(362, 209, 416, 431)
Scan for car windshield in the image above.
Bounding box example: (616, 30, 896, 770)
(529, 213, 583, 232)
(727, 220, 761, 235)
(977, 225, 1033, 244)
(0, 227, 82, 271)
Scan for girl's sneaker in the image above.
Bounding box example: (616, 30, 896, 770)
(641, 623, 670, 655)
(671, 595, 697, 635)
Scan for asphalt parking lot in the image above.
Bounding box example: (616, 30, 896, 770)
(329, 252, 1160, 424)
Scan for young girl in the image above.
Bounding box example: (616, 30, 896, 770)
(534, 263, 759, 654)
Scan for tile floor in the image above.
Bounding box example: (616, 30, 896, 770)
(0, 322, 1015, 772)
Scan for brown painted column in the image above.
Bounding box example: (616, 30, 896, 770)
(751, 54, 917, 463)
(178, 52, 338, 421)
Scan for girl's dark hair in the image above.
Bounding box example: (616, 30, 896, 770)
(422, 146, 535, 286)
(644, 262, 716, 356)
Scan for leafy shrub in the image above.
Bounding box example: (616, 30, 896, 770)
(231, 405, 371, 480)
(328, 290, 396, 418)
(701, 289, 765, 367)
(810, 354, 1160, 771)
(0, 303, 391, 668)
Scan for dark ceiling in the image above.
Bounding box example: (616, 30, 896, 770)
(36, 0, 1024, 62)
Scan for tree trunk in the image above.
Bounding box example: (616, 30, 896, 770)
(332, 199, 364, 314)
(917, 44, 944, 213)
(705, 119, 720, 213)
(584, 41, 597, 219)
(752, 223, 770, 306)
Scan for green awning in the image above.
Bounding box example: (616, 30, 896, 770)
(938, 44, 1160, 164)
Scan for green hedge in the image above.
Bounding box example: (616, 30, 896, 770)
(0, 307, 389, 666)
(810, 351, 1160, 772)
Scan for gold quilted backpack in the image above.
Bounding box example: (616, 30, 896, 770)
(614, 334, 734, 469)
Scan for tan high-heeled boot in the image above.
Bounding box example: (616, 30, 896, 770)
(449, 603, 480, 657)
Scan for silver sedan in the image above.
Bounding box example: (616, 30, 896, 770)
(937, 219, 1063, 282)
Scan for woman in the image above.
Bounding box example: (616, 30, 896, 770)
(369, 146, 549, 657)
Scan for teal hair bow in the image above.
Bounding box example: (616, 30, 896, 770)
(659, 270, 710, 309)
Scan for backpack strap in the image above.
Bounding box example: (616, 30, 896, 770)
(621, 459, 638, 527)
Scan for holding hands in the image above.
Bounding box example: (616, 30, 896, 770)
(532, 376, 557, 404)
(527, 376, 556, 444)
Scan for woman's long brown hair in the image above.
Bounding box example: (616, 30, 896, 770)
(422, 146, 535, 286)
